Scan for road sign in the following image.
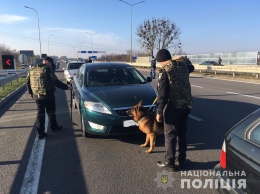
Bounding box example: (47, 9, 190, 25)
(20, 50, 34, 57)
(87, 51, 105, 53)
(2, 55, 15, 69)
(41, 54, 47, 58)
(18, 54, 28, 63)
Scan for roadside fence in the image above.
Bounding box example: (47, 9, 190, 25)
(0, 70, 27, 90)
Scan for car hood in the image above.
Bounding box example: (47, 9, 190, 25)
(83, 84, 157, 108)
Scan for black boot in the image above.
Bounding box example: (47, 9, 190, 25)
(37, 127, 47, 139)
(156, 158, 175, 168)
(38, 132, 48, 139)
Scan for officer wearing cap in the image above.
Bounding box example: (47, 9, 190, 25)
(26, 56, 72, 139)
(155, 49, 193, 170)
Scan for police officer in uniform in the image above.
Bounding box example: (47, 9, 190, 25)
(155, 49, 193, 170)
(26, 57, 71, 139)
(150, 56, 156, 79)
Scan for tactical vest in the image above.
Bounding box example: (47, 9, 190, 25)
(28, 64, 56, 95)
(162, 60, 193, 109)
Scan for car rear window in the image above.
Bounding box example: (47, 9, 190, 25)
(68, 63, 83, 69)
(250, 123, 260, 144)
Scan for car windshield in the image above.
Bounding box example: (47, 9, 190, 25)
(68, 63, 83, 70)
(86, 66, 146, 86)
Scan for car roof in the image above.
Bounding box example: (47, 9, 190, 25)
(68, 61, 85, 64)
(202, 61, 217, 63)
(83, 62, 132, 70)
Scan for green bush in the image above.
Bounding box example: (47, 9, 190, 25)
(0, 77, 26, 100)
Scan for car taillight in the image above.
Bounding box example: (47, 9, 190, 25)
(220, 141, 226, 169)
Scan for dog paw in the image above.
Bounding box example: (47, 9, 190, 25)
(145, 149, 152, 153)
(140, 144, 147, 147)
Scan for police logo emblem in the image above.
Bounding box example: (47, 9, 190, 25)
(154, 170, 174, 190)
(161, 175, 168, 184)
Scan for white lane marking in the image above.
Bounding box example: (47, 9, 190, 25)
(20, 113, 48, 194)
(189, 114, 202, 121)
(191, 85, 203, 88)
(226, 92, 260, 100)
(204, 76, 260, 85)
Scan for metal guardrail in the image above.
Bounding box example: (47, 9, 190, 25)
(194, 64, 260, 72)
(127, 62, 260, 78)
(0, 70, 27, 90)
(193, 64, 260, 78)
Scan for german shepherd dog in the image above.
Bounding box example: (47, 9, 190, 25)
(126, 101, 164, 153)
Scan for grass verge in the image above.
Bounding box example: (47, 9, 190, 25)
(0, 77, 26, 100)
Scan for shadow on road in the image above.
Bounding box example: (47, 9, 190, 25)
(9, 88, 89, 194)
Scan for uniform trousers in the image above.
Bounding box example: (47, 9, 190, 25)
(163, 102, 190, 163)
(34, 94, 58, 134)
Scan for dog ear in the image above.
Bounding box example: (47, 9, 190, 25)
(135, 106, 138, 114)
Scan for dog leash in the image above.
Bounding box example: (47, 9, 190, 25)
(148, 97, 158, 111)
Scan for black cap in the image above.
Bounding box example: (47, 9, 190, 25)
(156, 49, 172, 62)
(43, 56, 54, 64)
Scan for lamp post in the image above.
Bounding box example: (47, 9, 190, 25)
(119, 0, 145, 63)
(85, 32, 98, 59)
(76, 42, 85, 59)
(24, 6, 42, 57)
(48, 34, 54, 56)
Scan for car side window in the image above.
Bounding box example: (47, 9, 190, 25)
(250, 123, 260, 145)
(78, 66, 84, 86)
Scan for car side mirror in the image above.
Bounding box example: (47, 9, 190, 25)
(147, 77, 152, 83)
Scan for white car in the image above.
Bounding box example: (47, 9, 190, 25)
(63, 61, 85, 84)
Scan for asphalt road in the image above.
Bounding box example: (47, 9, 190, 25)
(0, 62, 259, 194)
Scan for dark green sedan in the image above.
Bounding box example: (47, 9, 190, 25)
(72, 62, 157, 137)
(214, 108, 260, 193)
